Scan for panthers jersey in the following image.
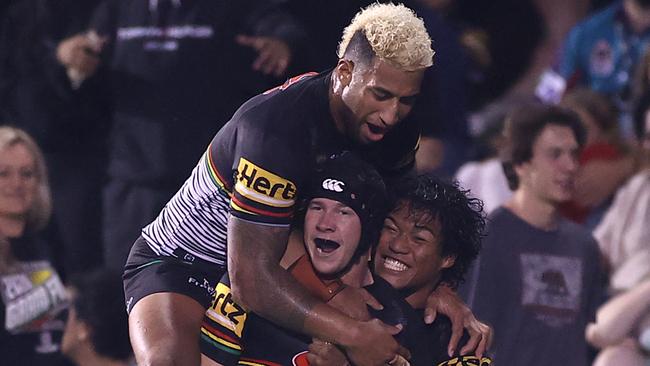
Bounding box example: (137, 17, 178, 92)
(367, 278, 493, 366)
(200, 272, 310, 366)
(142, 71, 420, 266)
(201, 274, 493, 366)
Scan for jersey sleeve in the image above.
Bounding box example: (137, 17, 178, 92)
(200, 273, 249, 366)
(225, 116, 306, 226)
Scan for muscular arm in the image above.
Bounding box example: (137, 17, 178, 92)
(228, 216, 338, 335)
(227, 216, 407, 366)
(586, 279, 650, 348)
(424, 284, 492, 358)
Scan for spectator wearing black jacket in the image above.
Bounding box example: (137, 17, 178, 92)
(0, 0, 110, 278)
(57, 0, 307, 271)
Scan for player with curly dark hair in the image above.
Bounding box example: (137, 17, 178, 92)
(383, 175, 485, 290)
(309, 175, 492, 366)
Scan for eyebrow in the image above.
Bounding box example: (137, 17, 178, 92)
(335, 202, 353, 210)
(370, 86, 420, 100)
(413, 224, 438, 238)
(386, 215, 438, 236)
(310, 199, 352, 210)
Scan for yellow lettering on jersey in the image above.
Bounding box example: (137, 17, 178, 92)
(208, 283, 248, 337)
(235, 158, 296, 208)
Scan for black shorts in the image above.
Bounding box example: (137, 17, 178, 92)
(123, 236, 226, 314)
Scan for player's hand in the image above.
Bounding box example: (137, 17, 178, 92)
(56, 31, 106, 77)
(424, 284, 492, 358)
(342, 319, 410, 366)
(328, 287, 377, 321)
(309, 340, 411, 366)
(308, 339, 349, 366)
(236, 35, 291, 77)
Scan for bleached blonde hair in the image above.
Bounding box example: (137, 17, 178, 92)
(0, 126, 51, 231)
(337, 3, 434, 71)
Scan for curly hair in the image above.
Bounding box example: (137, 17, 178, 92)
(388, 175, 485, 289)
(337, 2, 434, 71)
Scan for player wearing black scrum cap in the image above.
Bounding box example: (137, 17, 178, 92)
(200, 151, 388, 366)
(309, 175, 492, 366)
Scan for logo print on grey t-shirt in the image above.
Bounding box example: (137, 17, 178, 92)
(520, 253, 582, 327)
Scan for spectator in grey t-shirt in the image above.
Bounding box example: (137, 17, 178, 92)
(463, 103, 605, 366)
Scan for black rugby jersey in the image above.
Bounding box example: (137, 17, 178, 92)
(367, 277, 493, 366)
(143, 71, 420, 265)
(201, 274, 492, 366)
(200, 271, 310, 366)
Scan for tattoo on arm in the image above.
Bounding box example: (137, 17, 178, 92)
(227, 216, 320, 332)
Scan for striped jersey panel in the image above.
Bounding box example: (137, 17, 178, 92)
(142, 151, 229, 266)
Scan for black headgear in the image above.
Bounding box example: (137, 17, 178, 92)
(302, 151, 388, 255)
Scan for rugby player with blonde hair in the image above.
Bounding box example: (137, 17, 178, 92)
(123, 3, 489, 366)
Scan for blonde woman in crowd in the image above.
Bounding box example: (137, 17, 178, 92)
(0, 126, 68, 365)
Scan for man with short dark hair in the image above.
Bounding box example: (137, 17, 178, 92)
(464, 104, 605, 365)
(557, 0, 646, 212)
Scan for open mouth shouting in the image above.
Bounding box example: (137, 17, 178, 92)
(367, 122, 387, 135)
(308, 236, 355, 276)
(364, 122, 388, 142)
(314, 238, 341, 254)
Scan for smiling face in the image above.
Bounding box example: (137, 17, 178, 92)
(335, 58, 424, 145)
(303, 198, 363, 276)
(373, 202, 455, 305)
(0, 143, 37, 219)
(515, 124, 580, 205)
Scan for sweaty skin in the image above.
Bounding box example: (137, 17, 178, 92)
(227, 216, 409, 366)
